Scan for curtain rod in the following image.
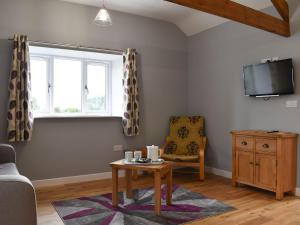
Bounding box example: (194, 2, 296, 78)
(8, 38, 124, 55)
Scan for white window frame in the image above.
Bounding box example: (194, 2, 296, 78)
(30, 53, 112, 118)
(84, 60, 111, 115)
(30, 56, 51, 114)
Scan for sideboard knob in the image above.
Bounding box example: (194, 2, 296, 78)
(241, 141, 247, 146)
(262, 144, 269, 148)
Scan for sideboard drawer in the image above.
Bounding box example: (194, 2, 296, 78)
(236, 136, 254, 151)
(255, 138, 276, 154)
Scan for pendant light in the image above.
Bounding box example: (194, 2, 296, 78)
(94, 0, 112, 27)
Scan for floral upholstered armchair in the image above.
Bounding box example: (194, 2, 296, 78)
(160, 116, 207, 181)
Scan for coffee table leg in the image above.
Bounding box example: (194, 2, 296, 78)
(154, 171, 161, 216)
(112, 167, 119, 207)
(166, 168, 172, 206)
(125, 169, 133, 198)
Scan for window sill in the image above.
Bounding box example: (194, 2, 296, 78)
(33, 114, 122, 119)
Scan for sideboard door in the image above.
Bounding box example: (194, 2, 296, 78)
(255, 154, 277, 190)
(236, 151, 254, 184)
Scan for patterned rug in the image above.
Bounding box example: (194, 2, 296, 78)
(52, 185, 235, 225)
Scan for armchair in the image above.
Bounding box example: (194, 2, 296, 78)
(0, 144, 37, 225)
(160, 116, 207, 181)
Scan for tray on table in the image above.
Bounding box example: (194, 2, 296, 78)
(122, 158, 165, 165)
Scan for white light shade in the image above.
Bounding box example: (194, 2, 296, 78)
(94, 8, 112, 26)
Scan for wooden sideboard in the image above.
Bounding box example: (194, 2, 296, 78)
(231, 130, 298, 200)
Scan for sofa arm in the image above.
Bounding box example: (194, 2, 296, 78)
(0, 144, 16, 164)
(0, 175, 37, 225)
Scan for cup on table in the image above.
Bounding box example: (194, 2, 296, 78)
(124, 151, 133, 162)
(134, 151, 142, 160)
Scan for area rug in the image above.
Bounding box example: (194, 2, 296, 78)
(52, 185, 235, 225)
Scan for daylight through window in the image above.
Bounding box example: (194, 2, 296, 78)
(29, 46, 123, 117)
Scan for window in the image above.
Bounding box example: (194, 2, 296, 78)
(29, 46, 123, 117)
(31, 57, 49, 113)
(86, 62, 107, 112)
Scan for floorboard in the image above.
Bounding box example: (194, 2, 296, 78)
(36, 173, 300, 225)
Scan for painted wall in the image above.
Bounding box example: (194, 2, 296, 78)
(2, 0, 298, 185)
(0, 0, 187, 180)
(187, 1, 300, 186)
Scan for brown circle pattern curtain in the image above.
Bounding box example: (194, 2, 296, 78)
(122, 48, 139, 136)
(7, 34, 34, 142)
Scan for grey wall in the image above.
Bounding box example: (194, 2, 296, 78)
(187, 1, 300, 186)
(2, 0, 299, 184)
(0, 0, 187, 180)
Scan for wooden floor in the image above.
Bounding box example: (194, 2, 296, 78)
(36, 172, 300, 225)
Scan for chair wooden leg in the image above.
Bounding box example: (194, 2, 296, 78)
(200, 158, 205, 181)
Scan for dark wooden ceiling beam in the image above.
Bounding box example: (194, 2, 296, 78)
(165, 0, 290, 37)
(271, 0, 289, 22)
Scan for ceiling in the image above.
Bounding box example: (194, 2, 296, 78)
(60, 0, 274, 36)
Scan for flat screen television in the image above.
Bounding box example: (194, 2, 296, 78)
(243, 58, 294, 97)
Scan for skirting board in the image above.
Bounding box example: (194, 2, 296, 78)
(205, 166, 300, 197)
(205, 166, 232, 179)
(32, 171, 125, 188)
(32, 166, 300, 197)
(32, 167, 227, 188)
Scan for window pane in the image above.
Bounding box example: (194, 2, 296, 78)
(30, 58, 48, 112)
(87, 64, 106, 112)
(53, 58, 82, 113)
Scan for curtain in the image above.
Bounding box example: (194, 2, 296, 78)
(122, 48, 139, 136)
(7, 34, 34, 142)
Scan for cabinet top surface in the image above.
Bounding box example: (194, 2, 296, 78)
(231, 130, 298, 138)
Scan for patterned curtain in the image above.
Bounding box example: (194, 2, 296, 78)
(122, 48, 139, 136)
(7, 34, 34, 142)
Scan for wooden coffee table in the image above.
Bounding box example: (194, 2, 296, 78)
(110, 160, 172, 215)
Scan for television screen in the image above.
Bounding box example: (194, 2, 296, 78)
(243, 59, 294, 96)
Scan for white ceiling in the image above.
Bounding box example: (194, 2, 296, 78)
(60, 0, 274, 36)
